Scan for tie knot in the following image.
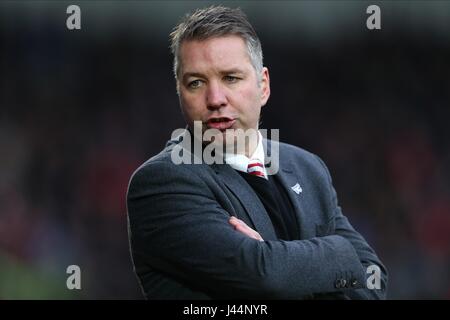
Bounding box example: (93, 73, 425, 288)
(247, 160, 266, 179)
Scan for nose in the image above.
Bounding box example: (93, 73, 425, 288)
(206, 81, 227, 111)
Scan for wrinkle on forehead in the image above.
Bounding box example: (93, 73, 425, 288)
(179, 35, 253, 77)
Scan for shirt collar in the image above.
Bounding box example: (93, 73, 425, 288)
(224, 131, 267, 177)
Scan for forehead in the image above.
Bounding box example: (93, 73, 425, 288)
(179, 35, 253, 74)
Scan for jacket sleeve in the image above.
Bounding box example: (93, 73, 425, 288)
(313, 155, 388, 299)
(127, 160, 372, 299)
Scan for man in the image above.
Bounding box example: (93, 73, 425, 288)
(127, 6, 387, 299)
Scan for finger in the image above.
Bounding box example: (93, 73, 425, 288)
(229, 217, 263, 240)
(229, 216, 248, 227)
(229, 216, 242, 228)
(233, 220, 263, 241)
(230, 217, 255, 234)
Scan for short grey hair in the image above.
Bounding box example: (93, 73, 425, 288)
(170, 6, 263, 83)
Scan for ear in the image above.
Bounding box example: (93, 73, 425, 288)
(260, 67, 271, 107)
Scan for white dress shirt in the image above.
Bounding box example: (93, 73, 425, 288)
(224, 131, 267, 179)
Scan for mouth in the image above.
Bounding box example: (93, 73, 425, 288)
(205, 117, 236, 131)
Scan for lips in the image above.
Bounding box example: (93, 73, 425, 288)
(206, 117, 236, 130)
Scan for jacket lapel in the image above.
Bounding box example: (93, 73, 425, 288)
(212, 163, 278, 241)
(170, 130, 277, 240)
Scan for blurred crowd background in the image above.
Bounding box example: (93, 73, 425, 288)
(1, 1, 449, 299)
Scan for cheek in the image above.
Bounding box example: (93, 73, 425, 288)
(180, 94, 202, 116)
(237, 87, 262, 113)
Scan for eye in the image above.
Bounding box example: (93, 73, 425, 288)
(224, 75, 239, 83)
(188, 79, 203, 89)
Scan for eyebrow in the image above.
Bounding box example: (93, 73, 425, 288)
(182, 68, 246, 82)
(182, 72, 204, 83)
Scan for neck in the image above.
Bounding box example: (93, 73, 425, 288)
(227, 128, 259, 158)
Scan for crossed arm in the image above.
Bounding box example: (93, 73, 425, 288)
(127, 160, 387, 299)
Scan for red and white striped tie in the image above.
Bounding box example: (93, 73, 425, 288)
(247, 159, 266, 179)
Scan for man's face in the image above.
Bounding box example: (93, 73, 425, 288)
(177, 35, 270, 146)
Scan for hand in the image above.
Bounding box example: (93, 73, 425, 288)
(229, 216, 264, 241)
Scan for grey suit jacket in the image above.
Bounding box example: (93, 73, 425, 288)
(126, 131, 388, 299)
